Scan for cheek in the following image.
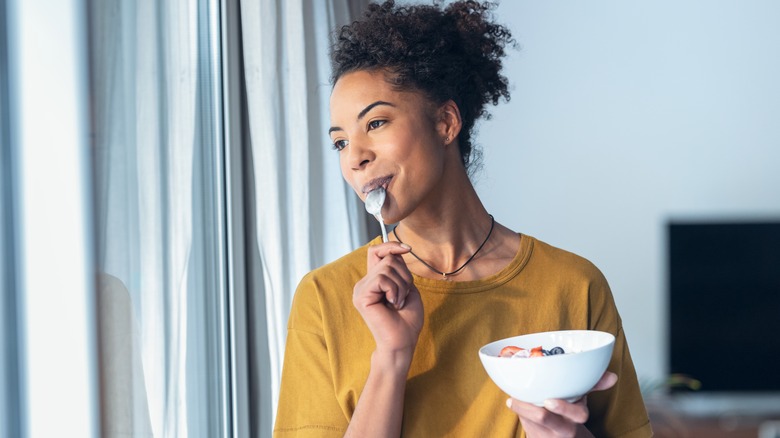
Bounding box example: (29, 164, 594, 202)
(404, 136, 445, 171)
(338, 154, 361, 194)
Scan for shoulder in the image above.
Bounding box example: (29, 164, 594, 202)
(301, 238, 375, 287)
(527, 235, 622, 330)
(288, 238, 376, 331)
(526, 235, 608, 285)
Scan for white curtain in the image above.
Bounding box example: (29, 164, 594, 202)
(91, 0, 227, 436)
(91, 0, 371, 435)
(239, 0, 370, 432)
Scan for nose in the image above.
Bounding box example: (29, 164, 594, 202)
(346, 139, 374, 171)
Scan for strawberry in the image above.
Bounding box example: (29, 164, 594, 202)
(499, 346, 524, 358)
(529, 346, 544, 357)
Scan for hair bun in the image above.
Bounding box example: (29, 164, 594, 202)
(331, 0, 515, 174)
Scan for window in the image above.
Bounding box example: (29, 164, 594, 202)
(89, 0, 231, 436)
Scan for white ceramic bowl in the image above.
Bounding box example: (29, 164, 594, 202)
(478, 330, 615, 406)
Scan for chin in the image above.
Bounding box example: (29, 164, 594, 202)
(379, 213, 399, 225)
(381, 208, 410, 225)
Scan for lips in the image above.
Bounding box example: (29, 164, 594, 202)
(362, 175, 393, 194)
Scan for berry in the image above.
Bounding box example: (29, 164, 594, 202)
(499, 346, 523, 358)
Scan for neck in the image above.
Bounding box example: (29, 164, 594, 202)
(394, 215, 494, 279)
(393, 158, 493, 274)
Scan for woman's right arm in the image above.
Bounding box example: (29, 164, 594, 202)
(345, 243, 423, 438)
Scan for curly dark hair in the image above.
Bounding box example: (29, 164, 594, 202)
(331, 0, 515, 174)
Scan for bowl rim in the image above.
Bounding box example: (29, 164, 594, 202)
(478, 329, 616, 359)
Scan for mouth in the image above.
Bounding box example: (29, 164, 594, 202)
(361, 175, 393, 194)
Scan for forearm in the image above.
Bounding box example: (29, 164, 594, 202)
(345, 349, 413, 438)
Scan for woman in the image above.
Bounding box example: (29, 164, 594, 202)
(274, 1, 652, 436)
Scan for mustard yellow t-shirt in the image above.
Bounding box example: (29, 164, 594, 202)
(274, 234, 652, 437)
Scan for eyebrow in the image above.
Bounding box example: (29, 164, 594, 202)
(328, 100, 396, 135)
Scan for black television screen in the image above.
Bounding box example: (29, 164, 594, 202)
(668, 221, 780, 392)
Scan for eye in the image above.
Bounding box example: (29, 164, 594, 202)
(332, 139, 349, 151)
(368, 119, 386, 130)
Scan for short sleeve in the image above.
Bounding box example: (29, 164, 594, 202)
(273, 275, 349, 437)
(585, 270, 653, 437)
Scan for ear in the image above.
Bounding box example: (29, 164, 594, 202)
(436, 99, 462, 146)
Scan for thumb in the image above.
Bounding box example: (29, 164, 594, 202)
(590, 371, 618, 392)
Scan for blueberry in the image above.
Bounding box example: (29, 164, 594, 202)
(542, 349, 551, 356)
(549, 346, 565, 355)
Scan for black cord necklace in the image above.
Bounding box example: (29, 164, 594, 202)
(392, 215, 495, 279)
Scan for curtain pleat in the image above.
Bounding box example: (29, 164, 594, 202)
(238, 0, 370, 433)
(91, 0, 227, 436)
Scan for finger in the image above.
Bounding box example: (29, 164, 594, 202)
(590, 371, 618, 392)
(395, 283, 417, 310)
(375, 259, 413, 300)
(507, 398, 579, 435)
(356, 266, 409, 306)
(373, 273, 402, 305)
(532, 372, 616, 427)
(543, 397, 589, 424)
(388, 255, 419, 309)
(368, 242, 412, 264)
(384, 280, 416, 310)
(369, 255, 414, 305)
(518, 418, 554, 438)
(381, 253, 414, 285)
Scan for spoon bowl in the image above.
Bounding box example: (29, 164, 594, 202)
(364, 188, 388, 242)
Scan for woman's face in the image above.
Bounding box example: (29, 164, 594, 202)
(329, 70, 449, 223)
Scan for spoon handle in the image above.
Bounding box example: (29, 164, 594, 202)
(375, 215, 388, 243)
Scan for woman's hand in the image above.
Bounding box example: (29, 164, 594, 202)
(353, 242, 424, 359)
(506, 371, 618, 437)
(345, 242, 423, 438)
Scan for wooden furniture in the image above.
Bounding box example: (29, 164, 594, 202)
(647, 398, 780, 438)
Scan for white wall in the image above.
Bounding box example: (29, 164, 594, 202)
(474, 1, 780, 382)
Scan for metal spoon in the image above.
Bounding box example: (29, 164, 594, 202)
(364, 187, 388, 243)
